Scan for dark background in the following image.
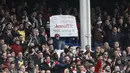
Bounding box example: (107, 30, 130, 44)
(3, 0, 130, 14)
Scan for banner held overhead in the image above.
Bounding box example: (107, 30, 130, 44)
(50, 15, 78, 37)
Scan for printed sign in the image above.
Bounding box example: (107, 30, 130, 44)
(50, 15, 78, 37)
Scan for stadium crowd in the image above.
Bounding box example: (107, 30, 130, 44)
(0, 0, 130, 73)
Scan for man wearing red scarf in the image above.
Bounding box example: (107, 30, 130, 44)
(40, 55, 55, 72)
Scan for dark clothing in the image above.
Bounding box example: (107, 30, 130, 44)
(37, 18, 45, 28)
(93, 27, 105, 42)
(38, 34, 46, 45)
(3, 35, 13, 45)
(40, 61, 52, 70)
(103, 24, 112, 42)
(40, 61, 55, 72)
(11, 30, 20, 37)
(35, 58, 44, 66)
(28, 69, 35, 73)
(55, 61, 68, 73)
(109, 32, 121, 46)
(116, 24, 127, 35)
(0, 57, 6, 65)
(53, 39, 65, 50)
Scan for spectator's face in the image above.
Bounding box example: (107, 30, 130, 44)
(127, 47, 130, 54)
(95, 46, 100, 53)
(114, 42, 119, 48)
(100, 48, 105, 53)
(10, 15, 14, 20)
(20, 65, 26, 72)
(46, 56, 51, 62)
(97, 17, 101, 21)
(85, 45, 90, 51)
(46, 70, 51, 73)
(79, 65, 85, 72)
(23, 11, 27, 16)
(61, 52, 65, 57)
(72, 62, 76, 68)
(18, 52, 23, 58)
(69, 48, 73, 52)
(14, 26, 18, 31)
(104, 42, 109, 49)
(38, 14, 42, 19)
(118, 19, 123, 24)
(8, 57, 13, 63)
(42, 45, 46, 51)
(29, 62, 34, 68)
(33, 29, 39, 36)
(3, 67, 9, 73)
(0, 9, 4, 15)
(39, 52, 43, 58)
(7, 54, 11, 57)
(122, 51, 127, 56)
(114, 66, 120, 72)
(113, 27, 117, 33)
(104, 52, 108, 58)
(89, 66, 95, 72)
(117, 60, 121, 65)
(106, 15, 111, 20)
(7, 24, 12, 30)
(48, 39, 53, 44)
(24, 61, 28, 66)
(105, 20, 110, 25)
(2, 53, 7, 59)
(0, 39, 4, 44)
(41, 70, 45, 73)
(32, 12, 37, 17)
(2, 44, 7, 51)
(105, 65, 111, 72)
(10, 64, 15, 70)
(112, 18, 116, 23)
(19, 24, 24, 29)
(65, 56, 70, 61)
(11, 52, 15, 57)
(19, 35, 23, 41)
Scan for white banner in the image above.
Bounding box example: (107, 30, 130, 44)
(50, 15, 78, 37)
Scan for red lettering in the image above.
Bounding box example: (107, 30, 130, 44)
(55, 24, 72, 28)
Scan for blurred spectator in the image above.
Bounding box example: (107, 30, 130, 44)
(53, 34, 65, 50)
(0, 0, 130, 73)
